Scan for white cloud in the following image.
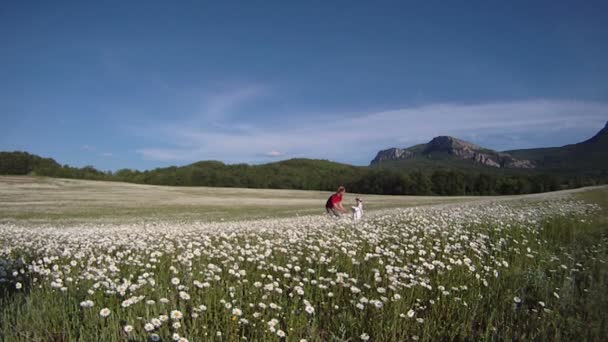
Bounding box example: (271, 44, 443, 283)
(135, 99, 608, 164)
(101, 152, 113, 157)
(201, 85, 267, 121)
(81, 144, 95, 151)
(264, 151, 285, 157)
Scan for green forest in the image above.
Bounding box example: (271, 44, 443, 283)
(1, 151, 606, 196)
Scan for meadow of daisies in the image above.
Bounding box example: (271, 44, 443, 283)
(1, 189, 607, 341)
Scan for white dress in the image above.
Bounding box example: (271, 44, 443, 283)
(351, 202, 363, 222)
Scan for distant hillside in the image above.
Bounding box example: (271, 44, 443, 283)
(371, 136, 535, 170)
(138, 158, 364, 190)
(0, 151, 61, 175)
(371, 121, 608, 175)
(0, 152, 363, 191)
(506, 121, 608, 172)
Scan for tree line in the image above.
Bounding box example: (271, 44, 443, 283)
(1, 151, 606, 196)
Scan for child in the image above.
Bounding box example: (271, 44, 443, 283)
(351, 197, 363, 222)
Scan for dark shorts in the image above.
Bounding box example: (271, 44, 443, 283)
(326, 206, 340, 217)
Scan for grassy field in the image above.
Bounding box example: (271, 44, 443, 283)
(0, 176, 488, 224)
(0, 176, 602, 224)
(0, 177, 607, 341)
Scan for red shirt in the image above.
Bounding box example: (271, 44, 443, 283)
(331, 193, 343, 205)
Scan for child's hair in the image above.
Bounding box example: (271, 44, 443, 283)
(356, 197, 362, 202)
(337, 185, 346, 192)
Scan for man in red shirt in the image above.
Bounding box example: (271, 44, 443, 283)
(325, 186, 347, 217)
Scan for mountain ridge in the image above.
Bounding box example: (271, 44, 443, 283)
(371, 121, 608, 171)
(371, 136, 535, 169)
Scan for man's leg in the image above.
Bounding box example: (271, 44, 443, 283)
(331, 207, 340, 218)
(326, 206, 340, 218)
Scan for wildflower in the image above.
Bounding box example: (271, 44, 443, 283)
(15, 282, 22, 290)
(553, 292, 560, 299)
(513, 296, 522, 304)
(150, 334, 160, 342)
(144, 323, 155, 332)
(268, 318, 279, 327)
(305, 305, 315, 315)
(360, 333, 370, 341)
(80, 300, 94, 308)
(171, 310, 184, 320)
(407, 309, 415, 318)
(124, 325, 133, 333)
(99, 308, 111, 318)
(277, 330, 286, 338)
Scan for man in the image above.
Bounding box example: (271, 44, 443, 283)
(325, 186, 347, 217)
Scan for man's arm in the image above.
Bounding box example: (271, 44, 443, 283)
(336, 202, 348, 212)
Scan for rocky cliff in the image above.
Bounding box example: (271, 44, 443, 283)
(371, 136, 535, 168)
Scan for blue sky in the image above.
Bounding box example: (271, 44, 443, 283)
(1, 1, 607, 170)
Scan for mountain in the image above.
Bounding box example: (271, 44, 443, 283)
(506, 121, 608, 171)
(371, 136, 535, 169)
(371, 121, 608, 173)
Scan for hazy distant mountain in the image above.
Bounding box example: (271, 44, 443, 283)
(371, 121, 608, 173)
(506, 121, 608, 171)
(371, 136, 535, 169)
